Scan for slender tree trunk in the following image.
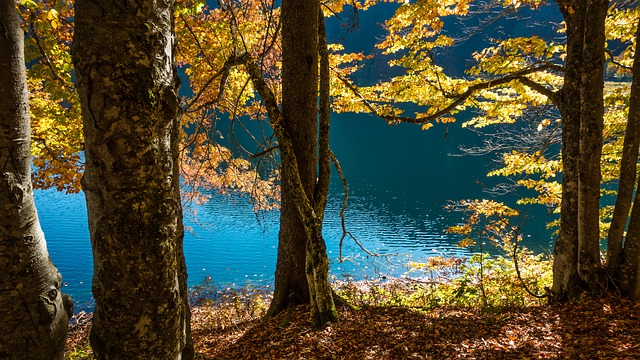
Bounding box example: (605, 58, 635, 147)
(620, 184, 640, 298)
(618, 20, 640, 299)
(552, 0, 585, 299)
(576, 0, 607, 291)
(0, 1, 72, 358)
(73, 1, 193, 359)
(607, 21, 640, 279)
(308, 8, 339, 326)
(267, 0, 319, 316)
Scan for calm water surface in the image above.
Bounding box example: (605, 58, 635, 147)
(37, 114, 555, 310)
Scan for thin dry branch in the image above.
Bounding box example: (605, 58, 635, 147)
(331, 151, 391, 264)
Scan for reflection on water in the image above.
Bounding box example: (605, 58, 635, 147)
(37, 186, 471, 310)
(35, 114, 554, 311)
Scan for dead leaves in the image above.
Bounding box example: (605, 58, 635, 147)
(66, 295, 640, 359)
(187, 295, 640, 359)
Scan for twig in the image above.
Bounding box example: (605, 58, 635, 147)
(331, 151, 391, 264)
(251, 146, 278, 159)
(511, 221, 549, 299)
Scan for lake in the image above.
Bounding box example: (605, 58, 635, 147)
(37, 113, 555, 310)
(37, 3, 563, 310)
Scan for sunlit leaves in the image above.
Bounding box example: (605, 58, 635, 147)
(605, 5, 639, 75)
(446, 199, 520, 251)
(180, 130, 279, 211)
(19, 0, 83, 193)
(378, 0, 472, 55)
(323, 0, 378, 17)
(488, 150, 559, 179)
(469, 36, 563, 76)
(173, 0, 287, 209)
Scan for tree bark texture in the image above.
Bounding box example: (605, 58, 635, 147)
(608, 21, 640, 280)
(576, 0, 607, 291)
(267, 0, 319, 316)
(73, 1, 193, 358)
(0, 1, 72, 358)
(552, 0, 585, 300)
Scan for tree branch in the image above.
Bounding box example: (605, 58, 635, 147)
(605, 48, 633, 71)
(338, 62, 563, 124)
(517, 76, 560, 105)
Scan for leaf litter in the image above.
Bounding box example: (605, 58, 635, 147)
(66, 294, 640, 359)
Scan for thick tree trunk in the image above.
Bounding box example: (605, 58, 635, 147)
(552, 0, 608, 298)
(73, 1, 193, 359)
(242, 52, 339, 325)
(267, 0, 337, 326)
(552, 0, 585, 299)
(268, 192, 311, 313)
(268, 0, 319, 316)
(576, 0, 607, 291)
(0, 1, 72, 358)
(608, 22, 640, 279)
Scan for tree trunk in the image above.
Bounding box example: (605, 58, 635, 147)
(618, 20, 640, 299)
(267, 0, 319, 316)
(620, 184, 640, 298)
(266, 0, 337, 326)
(0, 1, 72, 358)
(309, 8, 339, 326)
(576, 0, 607, 291)
(73, 1, 193, 359)
(552, 0, 585, 299)
(608, 21, 640, 280)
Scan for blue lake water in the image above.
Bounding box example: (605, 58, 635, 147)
(36, 114, 555, 310)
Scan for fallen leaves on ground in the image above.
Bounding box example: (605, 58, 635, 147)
(67, 295, 640, 359)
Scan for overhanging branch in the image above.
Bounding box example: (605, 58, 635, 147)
(338, 62, 562, 125)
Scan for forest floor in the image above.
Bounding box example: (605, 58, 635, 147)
(66, 294, 640, 359)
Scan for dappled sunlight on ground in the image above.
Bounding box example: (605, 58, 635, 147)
(66, 295, 640, 359)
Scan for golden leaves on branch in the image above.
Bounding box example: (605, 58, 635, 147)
(20, 0, 83, 193)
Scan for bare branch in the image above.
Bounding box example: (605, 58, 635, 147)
(606, 48, 633, 71)
(331, 151, 391, 264)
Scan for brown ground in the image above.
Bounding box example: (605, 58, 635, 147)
(67, 295, 640, 359)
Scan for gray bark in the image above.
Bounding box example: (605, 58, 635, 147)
(73, 1, 193, 358)
(620, 183, 640, 298)
(280, 0, 337, 327)
(552, 0, 608, 298)
(0, 1, 72, 358)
